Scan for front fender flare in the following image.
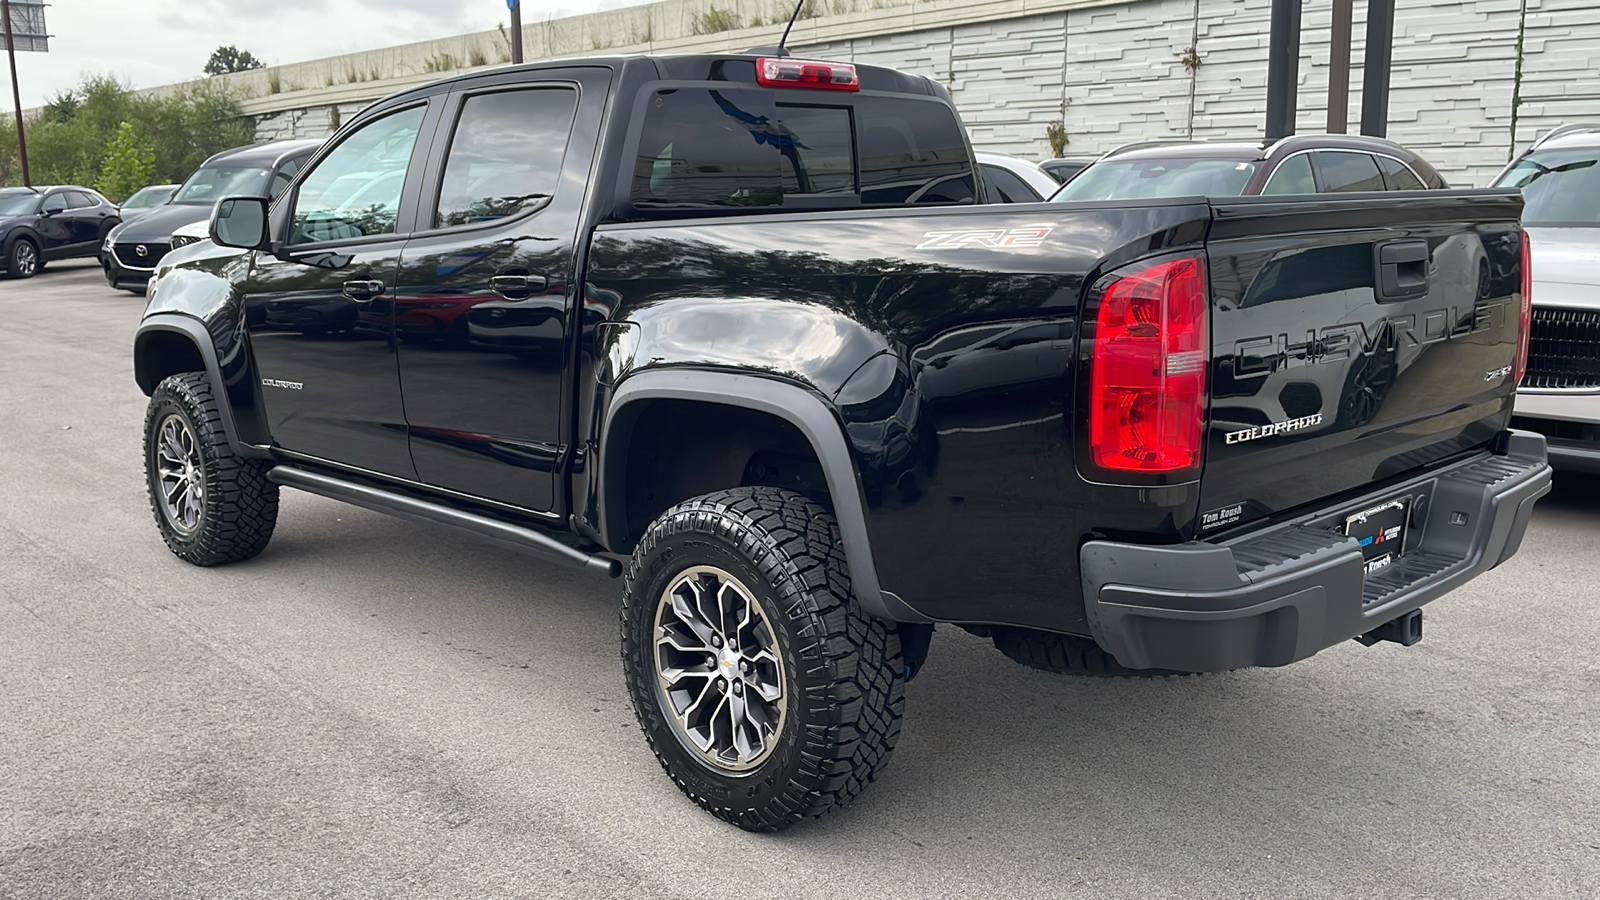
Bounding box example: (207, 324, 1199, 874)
(133, 314, 255, 457)
(599, 369, 927, 623)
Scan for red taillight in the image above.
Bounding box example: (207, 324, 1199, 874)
(1089, 256, 1208, 473)
(755, 57, 860, 91)
(1516, 230, 1532, 384)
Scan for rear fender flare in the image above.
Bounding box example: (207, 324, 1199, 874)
(599, 369, 925, 623)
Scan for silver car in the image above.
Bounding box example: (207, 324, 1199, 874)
(1492, 124, 1600, 473)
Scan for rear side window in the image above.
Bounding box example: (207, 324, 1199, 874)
(1260, 154, 1315, 194)
(1312, 152, 1385, 192)
(1375, 155, 1425, 190)
(65, 191, 97, 208)
(980, 164, 1043, 203)
(630, 87, 972, 212)
(436, 88, 577, 228)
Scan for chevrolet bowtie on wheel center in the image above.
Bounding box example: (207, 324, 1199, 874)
(134, 53, 1550, 830)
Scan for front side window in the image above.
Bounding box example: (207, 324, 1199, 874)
(1261, 154, 1316, 194)
(435, 88, 576, 229)
(270, 156, 305, 201)
(1312, 152, 1385, 193)
(1052, 157, 1260, 201)
(981, 164, 1043, 203)
(40, 193, 67, 214)
(1494, 149, 1600, 225)
(290, 105, 426, 244)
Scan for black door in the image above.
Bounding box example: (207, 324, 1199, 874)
(63, 191, 112, 251)
(34, 192, 73, 256)
(243, 102, 435, 478)
(395, 71, 603, 512)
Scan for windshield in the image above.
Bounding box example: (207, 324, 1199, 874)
(123, 186, 172, 208)
(1494, 149, 1600, 225)
(0, 192, 38, 216)
(171, 166, 272, 205)
(1052, 157, 1261, 201)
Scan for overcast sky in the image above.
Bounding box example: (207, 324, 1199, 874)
(6, 0, 653, 108)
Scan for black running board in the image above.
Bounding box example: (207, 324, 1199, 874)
(266, 466, 622, 578)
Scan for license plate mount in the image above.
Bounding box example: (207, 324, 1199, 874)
(1343, 497, 1410, 576)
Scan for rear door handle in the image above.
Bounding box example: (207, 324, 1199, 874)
(1374, 239, 1430, 301)
(341, 279, 385, 302)
(490, 273, 547, 299)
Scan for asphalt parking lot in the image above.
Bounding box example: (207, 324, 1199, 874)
(2, 259, 1597, 899)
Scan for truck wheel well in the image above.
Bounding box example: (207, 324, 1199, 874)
(135, 331, 207, 396)
(621, 400, 829, 549)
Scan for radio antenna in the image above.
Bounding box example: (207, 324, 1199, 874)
(777, 0, 806, 54)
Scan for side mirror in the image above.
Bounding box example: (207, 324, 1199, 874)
(209, 197, 272, 251)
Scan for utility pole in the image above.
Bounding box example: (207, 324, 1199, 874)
(1327, 0, 1353, 133)
(1360, 0, 1396, 137)
(508, 0, 523, 64)
(2, 0, 30, 187)
(1264, 0, 1302, 140)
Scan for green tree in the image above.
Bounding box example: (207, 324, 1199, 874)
(94, 121, 156, 202)
(0, 74, 255, 189)
(204, 45, 265, 76)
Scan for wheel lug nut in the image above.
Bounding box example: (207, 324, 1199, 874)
(711, 635, 722, 647)
(739, 661, 749, 673)
(732, 681, 743, 695)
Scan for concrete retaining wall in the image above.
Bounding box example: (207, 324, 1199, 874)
(224, 0, 1598, 187)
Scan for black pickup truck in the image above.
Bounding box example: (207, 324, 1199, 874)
(133, 54, 1551, 831)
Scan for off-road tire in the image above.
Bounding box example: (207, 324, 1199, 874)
(144, 372, 278, 566)
(621, 486, 905, 831)
(991, 625, 1188, 678)
(6, 237, 39, 278)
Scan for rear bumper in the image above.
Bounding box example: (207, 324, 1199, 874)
(1080, 432, 1551, 673)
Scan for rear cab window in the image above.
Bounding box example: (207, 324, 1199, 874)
(628, 86, 974, 214)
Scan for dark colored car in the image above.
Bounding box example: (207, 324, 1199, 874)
(1053, 134, 1447, 201)
(117, 184, 180, 222)
(0, 185, 120, 278)
(135, 54, 1546, 831)
(102, 139, 321, 292)
(1039, 155, 1097, 184)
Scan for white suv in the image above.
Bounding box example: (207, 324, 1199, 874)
(1492, 124, 1600, 473)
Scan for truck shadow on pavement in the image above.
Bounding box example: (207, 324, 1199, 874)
(239, 483, 1600, 895)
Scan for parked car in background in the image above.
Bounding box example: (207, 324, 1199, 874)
(1039, 156, 1097, 184)
(974, 150, 1062, 202)
(1052, 134, 1447, 202)
(0, 185, 121, 279)
(1492, 124, 1600, 472)
(118, 184, 180, 221)
(102, 139, 321, 292)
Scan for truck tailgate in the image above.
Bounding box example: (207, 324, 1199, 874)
(1199, 191, 1526, 535)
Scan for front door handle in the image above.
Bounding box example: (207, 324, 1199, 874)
(490, 273, 547, 299)
(341, 279, 385, 302)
